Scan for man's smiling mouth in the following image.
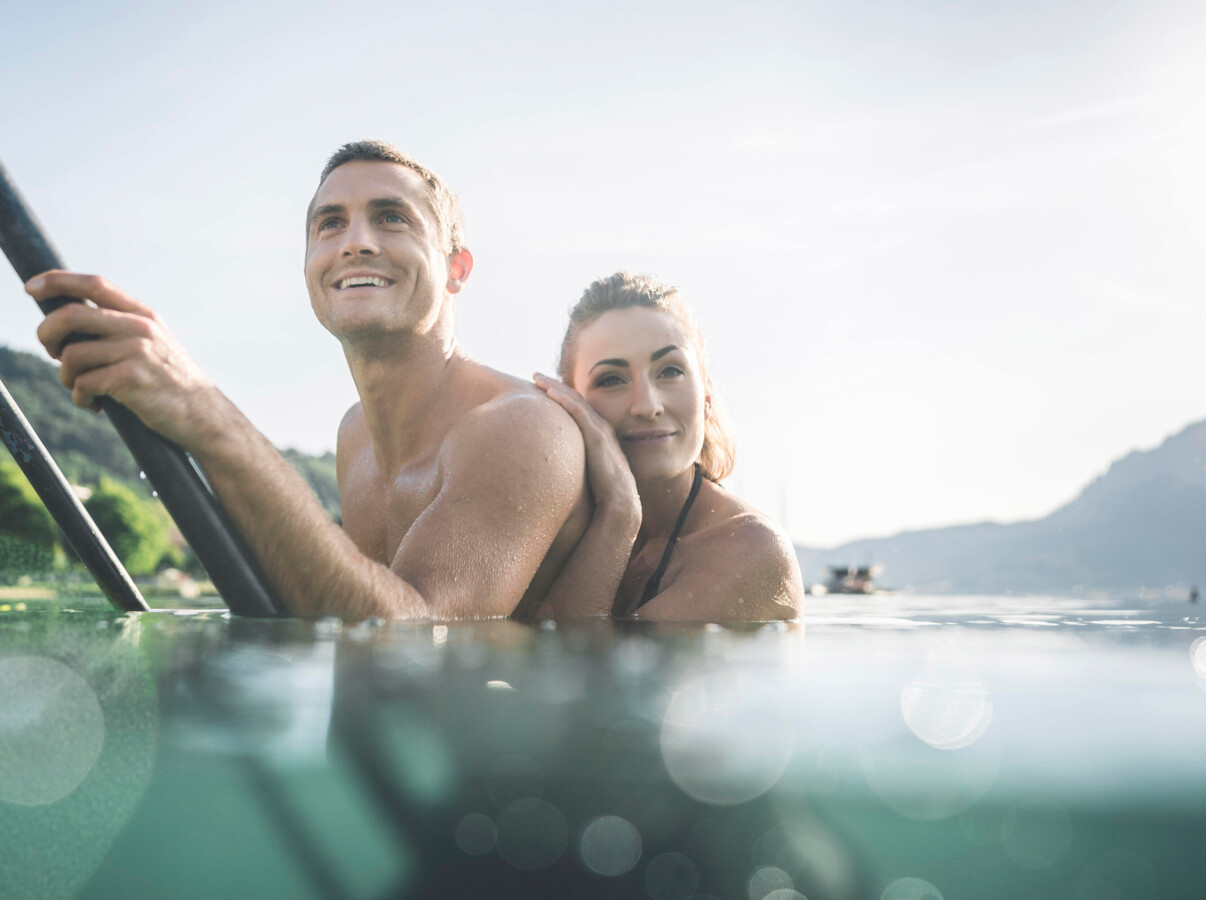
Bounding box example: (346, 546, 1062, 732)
(336, 275, 394, 290)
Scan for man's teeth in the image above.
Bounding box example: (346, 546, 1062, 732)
(339, 276, 389, 288)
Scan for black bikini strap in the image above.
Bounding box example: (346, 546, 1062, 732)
(634, 465, 704, 612)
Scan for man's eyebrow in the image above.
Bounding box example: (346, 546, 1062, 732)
(367, 196, 421, 213)
(589, 357, 629, 373)
(309, 203, 344, 226)
(308, 197, 423, 227)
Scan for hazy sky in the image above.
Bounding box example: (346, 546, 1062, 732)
(2, 0, 1203, 548)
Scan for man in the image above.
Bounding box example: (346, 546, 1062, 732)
(29, 141, 590, 618)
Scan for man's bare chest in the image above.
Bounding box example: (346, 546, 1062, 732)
(340, 456, 444, 566)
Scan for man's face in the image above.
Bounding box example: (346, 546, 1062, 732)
(305, 161, 453, 340)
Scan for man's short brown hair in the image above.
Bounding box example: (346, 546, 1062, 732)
(309, 140, 465, 255)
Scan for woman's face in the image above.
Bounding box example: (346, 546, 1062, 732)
(570, 307, 708, 483)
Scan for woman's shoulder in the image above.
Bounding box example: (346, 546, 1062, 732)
(690, 480, 785, 544)
(649, 480, 804, 620)
(693, 494, 798, 575)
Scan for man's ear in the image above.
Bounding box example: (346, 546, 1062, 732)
(447, 248, 474, 294)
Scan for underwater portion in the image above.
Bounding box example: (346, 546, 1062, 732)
(3, 594, 1205, 899)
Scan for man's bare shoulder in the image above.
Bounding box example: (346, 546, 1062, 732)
(449, 374, 586, 475)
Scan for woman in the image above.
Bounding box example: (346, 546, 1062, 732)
(534, 272, 804, 621)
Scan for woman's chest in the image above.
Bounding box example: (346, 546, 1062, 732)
(615, 536, 680, 615)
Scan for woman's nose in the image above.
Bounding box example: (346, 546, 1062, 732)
(631, 379, 663, 418)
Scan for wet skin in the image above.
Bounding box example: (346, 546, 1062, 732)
(29, 160, 589, 619)
(537, 307, 804, 621)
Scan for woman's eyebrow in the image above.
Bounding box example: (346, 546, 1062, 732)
(589, 357, 629, 373)
(589, 346, 680, 373)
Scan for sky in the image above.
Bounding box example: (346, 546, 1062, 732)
(1, 0, 1204, 548)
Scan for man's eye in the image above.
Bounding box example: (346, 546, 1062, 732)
(382, 212, 407, 224)
(317, 217, 341, 232)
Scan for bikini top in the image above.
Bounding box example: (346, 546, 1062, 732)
(623, 464, 703, 615)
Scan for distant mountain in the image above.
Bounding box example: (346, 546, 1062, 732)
(0, 345, 339, 519)
(798, 419, 1206, 596)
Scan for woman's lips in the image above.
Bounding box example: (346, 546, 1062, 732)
(622, 431, 675, 444)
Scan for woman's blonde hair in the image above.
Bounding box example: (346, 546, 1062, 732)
(557, 271, 736, 482)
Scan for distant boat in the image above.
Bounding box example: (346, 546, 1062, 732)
(824, 564, 884, 595)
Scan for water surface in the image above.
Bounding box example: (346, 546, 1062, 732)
(2, 594, 1204, 899)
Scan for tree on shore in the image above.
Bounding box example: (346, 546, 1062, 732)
(84, 477, 180, 575)
(0, 457, 57, 575)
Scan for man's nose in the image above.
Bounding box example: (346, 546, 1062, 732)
(631, 378, 663, 418)
(340, 218, 379, 256)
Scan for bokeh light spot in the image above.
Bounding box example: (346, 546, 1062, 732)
(495, 798, 568, 870)
(749, 865, 794, 900)
(579, 815, 642, 876)
(0, 656, 105, 805)
(454, 813, 497, 856)
(881, 876, 944, 900)
(900, 683, 993, 750)
(1190, 636, 1206, 681)
(660, 674, 793, 805)
(644, 852, 699, 900)
(900, 644, 993, 750)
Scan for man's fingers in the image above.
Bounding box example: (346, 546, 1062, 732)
(57, 337, 148, 391)
(538, 381, 602, 432)
(70, 366, 113, 411)
(532, 374, 627, 459)
(37, 302, 156, 359)
(542, 392, 621, 461)
(26, 270, 154, 315)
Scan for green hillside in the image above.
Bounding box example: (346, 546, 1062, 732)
(0, 345, 340, 518)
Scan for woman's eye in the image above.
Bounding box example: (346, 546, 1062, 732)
(594, 373, 624, 388)
(659, 365, 685, 378)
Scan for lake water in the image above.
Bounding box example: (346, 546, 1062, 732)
(2, 594, 1205, 899)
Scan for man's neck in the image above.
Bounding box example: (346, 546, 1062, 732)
(343, 324, 464, 470)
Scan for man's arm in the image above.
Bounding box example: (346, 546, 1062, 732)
(30, 271, 582, 618)
(532, 373, 641, 618)
(383, 393, 585, 619)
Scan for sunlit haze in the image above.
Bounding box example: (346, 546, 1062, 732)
(2, 0, 1203, 546)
